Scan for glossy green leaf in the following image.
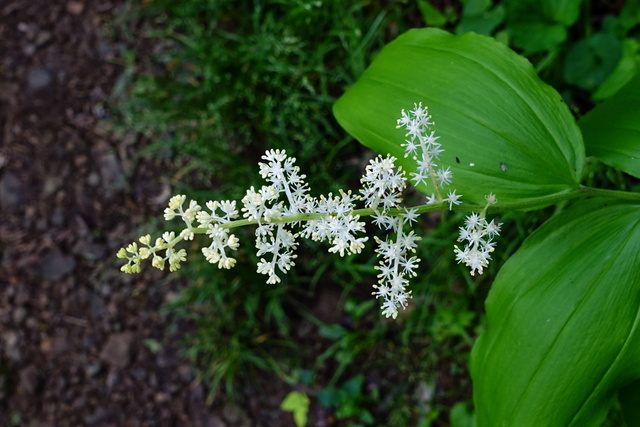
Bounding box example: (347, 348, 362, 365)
(579, 72, 640, 178)
(334, 28, 584, 205)
(471, 199, 640, 426)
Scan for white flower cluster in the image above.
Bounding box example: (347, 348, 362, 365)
(246, 149, 367, 284)
(454, 195, 502, 276)
(300, 190, 368, 257)
(118, 149, 369, 286)
(371, 213, 422, 319)
(397, 103, 461, 209)
(118, 103, 503, 318)
(359, 155, 422, 319)
(117, 194, 240, 273)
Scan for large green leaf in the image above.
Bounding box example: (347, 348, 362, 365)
(334, 28, 584, 206)
(471, 199, 640, 426)
(579, 72, 640, 179)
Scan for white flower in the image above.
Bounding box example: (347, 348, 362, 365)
(401, 208, 420, 226)
(454, 210, 502, 276)
(241, 185, 279, 222)
(436, 167, 453, 187)
(167, 248, 187, 272)
(163, 208, 176, 221)
(180, 228, 195, 241)
(372, 211, 394, 230)
(425, 194, 437, 205)
(202, 224, 239, 269)
(444, 190, 462, 210)
(197, 200, 238, 226)
(167, 195, 186, 211)
(183, 200, 202, 222)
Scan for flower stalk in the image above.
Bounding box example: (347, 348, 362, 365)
(118, 104, 640, 318)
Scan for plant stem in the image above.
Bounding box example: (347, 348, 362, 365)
(186, 186, 639, 235)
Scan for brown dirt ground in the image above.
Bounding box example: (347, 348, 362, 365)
(0, 1, 296, 426)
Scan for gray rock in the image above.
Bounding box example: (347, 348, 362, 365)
(27, 68, 53, 92)
(99, 332, 134, 368)
(2, 331, 21, 361)
(39, 248, 76, 281)
(100, 151, 127, 193)
(18, 364, 39, 395)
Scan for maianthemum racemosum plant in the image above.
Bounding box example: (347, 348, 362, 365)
(118, 103, 502, 320)
(119, 28, 640, 426)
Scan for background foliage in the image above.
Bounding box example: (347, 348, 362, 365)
(113, 0, 639, 424)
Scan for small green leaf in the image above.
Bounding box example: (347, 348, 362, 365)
(417, 0, 447, 27)
(504, 0, 584, 53)
(334, 28, 584, 205)
(281, 391, 310, 427)
(471, 199, 640, 426)
(579, 72, 640, 178)
(457, 0, 505, 35)
(619, 0, 640, 34)
(317, 386, 339, 408)
(563, 33, 622, 91)
(507, 22, 567, 53)
(450, 401, 475, 427)
(142, 338, 163, 354)
(593, 38, 640, 100)
(318, 323, 348, 340)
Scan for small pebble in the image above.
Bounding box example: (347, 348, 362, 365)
(154, 392, 170, 403)
(87, 172, 100, 186)
(66, 1, 85, 15)
(12, 307, 27, 324)
(0, 172, 23, 210)
(85, 362, 102, 377)
(27, 69, 53, 92)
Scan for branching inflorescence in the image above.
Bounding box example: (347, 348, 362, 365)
(118, 103, 501, 319)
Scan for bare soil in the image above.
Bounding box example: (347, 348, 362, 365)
(0, 1, 296, 426)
